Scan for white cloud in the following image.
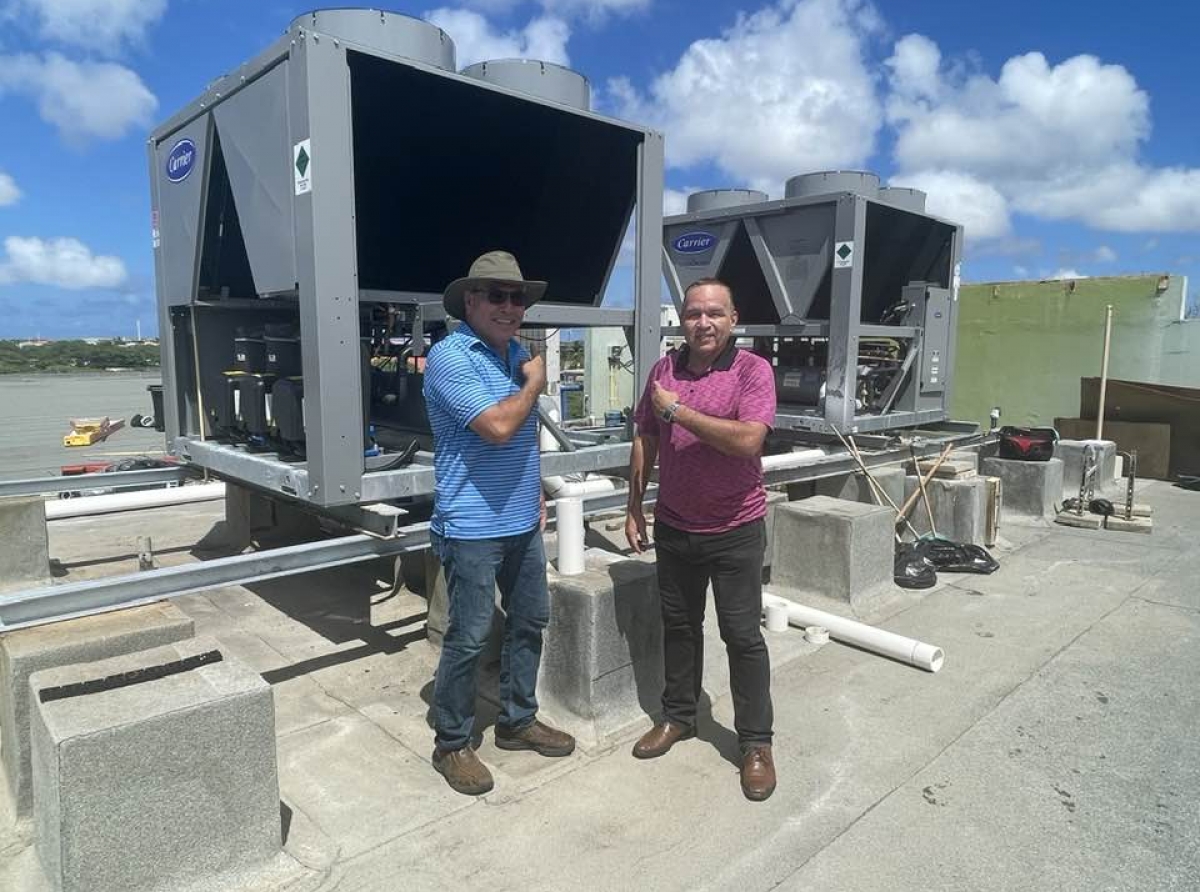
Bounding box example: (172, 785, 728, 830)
(424, 9, 571, 68)
(610, 0, 883, 193)
(1047, 268, 1087, 281)
(889, 169, 1011, 240)
(0, 236, 128, 289)
(0, 0, 166, 55)
(1018, 164, 1200, 232)
(1013, 265, 1029, 278)
(663, 188, 690, 217)
(1094, 245, 1117, 263)
(0, 52, 157, 143)
(539, 0, 649, 24)
(885, 36, 1200, 234)
(0, 171, 19, 206)
(453, 0, 648, 23)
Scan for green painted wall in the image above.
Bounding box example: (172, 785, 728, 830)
(950, 274, 1197, 427)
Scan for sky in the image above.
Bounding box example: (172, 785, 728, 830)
(0, 0, 1197, 338)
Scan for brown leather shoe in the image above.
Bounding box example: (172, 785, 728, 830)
(740, 745, 776, 801)
(432, 746, 494, 796)
(632, 721, 696, 759)
(495, 719, 576, 757)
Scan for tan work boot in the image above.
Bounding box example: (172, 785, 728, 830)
(740, 745, 776, 801)
(494, 719, 576, 756)
(432, 746, 494, 796)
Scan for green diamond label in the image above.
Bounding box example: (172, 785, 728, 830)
(293, 139, 312, 195)
(834, 240, 854, 269)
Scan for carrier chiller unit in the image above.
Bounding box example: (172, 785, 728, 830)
(663, 172, 964, 435)
(148, 9, 663, 508)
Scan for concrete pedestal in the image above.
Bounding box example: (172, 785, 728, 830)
(904, 476, 990, 546)
(763, 490, 788, 569)
(1, 603, 193, 819)
(30, 636, 280, 892)
(423, 548, 503, 662)
(539, 555, 662, 750)
(980, 457, 1064, 519)
(1054, 439, 1117, 497)
(816, 466, 906, 511)
(0, 498, 50, 594)
(771, 497, 894, 611)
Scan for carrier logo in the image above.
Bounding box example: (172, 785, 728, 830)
(166, 139, 197, 183)
(672, 231, 717, 254)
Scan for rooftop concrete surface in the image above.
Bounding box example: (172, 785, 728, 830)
(2, 480, 1197, 891)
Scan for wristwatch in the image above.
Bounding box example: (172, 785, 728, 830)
(660, 401, 681, 423)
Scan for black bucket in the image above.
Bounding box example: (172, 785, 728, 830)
(146, 383, 165, 432)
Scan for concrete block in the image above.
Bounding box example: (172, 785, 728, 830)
(30, 636, 280, 892)
(763, 490, 788, 569)
(0, 498, 50, 594)
(903, 476, 990, 546)
(1054, 439, 1117, 497)
(950, 449, 980, 472)
(1055, 418, 1171, 480)
(1105, 516, 1152, 534)
(1054, 511, 1104, 530)
(1, 602, 194, 819)
(980, 457, 1064, 519)
(539, 554, 662, 749)
(422, 548, 503, 663)
(771, 496, 894, 611)
(816, 466, 905, 510)
(914, 459, 977, 479)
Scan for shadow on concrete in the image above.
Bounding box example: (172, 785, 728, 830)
(50, 543, 198, 572)
(245, 559, 429, 685)
(280, 801, 293, 845)
(418, 673, 501, 750)
(696, 713, 741, 767)
(607, 561, 666, 722)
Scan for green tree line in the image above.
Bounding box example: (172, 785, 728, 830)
(0, 340, 161, 374)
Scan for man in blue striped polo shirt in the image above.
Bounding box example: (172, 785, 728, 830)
(423, 250, 575, 796)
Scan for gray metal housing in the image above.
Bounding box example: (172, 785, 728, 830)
(663, 174, 964, 434)
(149, 9, 664, 508)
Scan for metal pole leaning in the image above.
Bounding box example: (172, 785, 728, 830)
(831, 426, 919, 540)
(911, 444, 938, 537)
(896, 442, 955, 524)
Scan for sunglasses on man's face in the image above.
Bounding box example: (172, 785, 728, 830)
(480, 288, 528, 308)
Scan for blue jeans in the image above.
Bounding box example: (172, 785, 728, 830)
(430, 527, 549, 752)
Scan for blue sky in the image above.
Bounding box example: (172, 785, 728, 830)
(0, 0, 1197, 338)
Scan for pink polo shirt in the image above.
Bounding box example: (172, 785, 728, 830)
(633, 344, 776, 534)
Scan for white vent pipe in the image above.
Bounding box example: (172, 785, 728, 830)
(761, 592, 944, 673)
(555, 497, 586, 575)
(46, 482, 226, 520)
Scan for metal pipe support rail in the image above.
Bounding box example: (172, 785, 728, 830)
(0, 428, 984, 632)
(0, 466, 193, 499)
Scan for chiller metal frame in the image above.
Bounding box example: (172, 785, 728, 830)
(148, 10, 663, 509)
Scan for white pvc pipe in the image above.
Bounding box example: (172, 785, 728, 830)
(542, 475, 618, 499)
(760, 448, 827, 471)
(761, 592, 944, 673)
(46, 482, 226, 520)
(555, 496, 586, 575)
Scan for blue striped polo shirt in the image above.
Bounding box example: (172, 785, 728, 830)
(423, 323, 541, 539)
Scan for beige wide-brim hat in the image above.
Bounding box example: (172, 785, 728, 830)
(442, 250, 548, 319)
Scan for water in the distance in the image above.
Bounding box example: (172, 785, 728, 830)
(0, 371, 168, 479)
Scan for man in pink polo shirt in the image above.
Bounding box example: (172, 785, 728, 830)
(624, 277, 778, 801)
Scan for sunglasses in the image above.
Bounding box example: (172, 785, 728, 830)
(479, 288, 528, 307)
